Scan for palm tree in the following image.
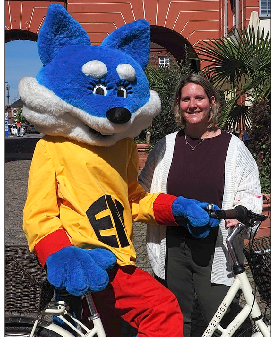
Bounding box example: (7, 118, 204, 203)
(196, 26, 270, 129)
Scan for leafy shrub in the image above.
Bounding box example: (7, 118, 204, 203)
(247, 100, 270, 193)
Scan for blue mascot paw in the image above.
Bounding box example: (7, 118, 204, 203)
(172, 196, 209, 227)
(186, 223, 210, 239)
(46, 247, 116, 296)
(172, 198, 221, 238)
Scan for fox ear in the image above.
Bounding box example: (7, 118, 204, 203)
(38, 4, 90, 66)
(101, 20, 150, 70)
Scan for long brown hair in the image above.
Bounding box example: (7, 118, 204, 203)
(174, 74, 220, 129)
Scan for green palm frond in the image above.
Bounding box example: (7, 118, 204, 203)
(197, 26, 270, 129)
(222, 105, 251, 131)
(197, 26, 270, 99)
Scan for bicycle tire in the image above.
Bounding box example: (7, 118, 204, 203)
(5, 317, 62, 337)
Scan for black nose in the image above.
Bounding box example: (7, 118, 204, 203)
(106, 107, 131, 124)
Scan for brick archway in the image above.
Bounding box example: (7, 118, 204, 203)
(5, 29, 38, 43)
(6, 0, 258, 52)
(5, 27, 198, 71)
(5, 0, 201, 69)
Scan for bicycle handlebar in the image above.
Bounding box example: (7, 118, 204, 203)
(206, 204, 267, 226)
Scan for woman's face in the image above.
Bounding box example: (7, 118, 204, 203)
(179, 83, 215, 126)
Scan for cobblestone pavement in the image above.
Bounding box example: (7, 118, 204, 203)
(5, 136, 269, 336)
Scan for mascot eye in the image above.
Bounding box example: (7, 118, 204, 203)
(117, 86, 128, 98)
(93, 84, 107, 96)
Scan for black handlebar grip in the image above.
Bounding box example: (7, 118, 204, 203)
(210, 209, 226, 219)
(211, 205, 247, 222)
(180, 204, 267, 225)
(231, 205, 248, 222)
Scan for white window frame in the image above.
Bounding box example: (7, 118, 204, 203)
(259, 0, 270, 17)
(159, 56, 170, 67)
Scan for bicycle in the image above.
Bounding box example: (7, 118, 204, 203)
(5, 205, 270, 337)
(202, 205, 270, 337)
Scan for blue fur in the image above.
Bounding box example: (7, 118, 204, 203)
(186, 224, 210, 239)
(38, 4, 90, 66)
(36, 5, 150, 119)
(172, 197, 220, 238)
(101, 19, 150, 69)
(172, 197, 209, 227)
(36, 45, 150, 118)
(46, 247, 116, 296)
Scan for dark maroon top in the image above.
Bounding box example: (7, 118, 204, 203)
(166, 130, 231, 250)
(167, 130, 231, 207)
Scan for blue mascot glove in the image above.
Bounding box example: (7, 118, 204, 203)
(46, 246, 116, 296)
(187, 203, 220, 238)
(172, 197, 220, 239)
(186, 223, 211, 239)
(172, 196, 210, 228)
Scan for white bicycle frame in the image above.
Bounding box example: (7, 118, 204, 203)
(28, 218, 270, 337)
(203, 223, 270, 337)
(30, 292, 106, 337)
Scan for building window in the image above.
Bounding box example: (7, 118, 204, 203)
(159, 56, 170, 67)
(230, 0, 236, 27)
(260, 0, 270, 17)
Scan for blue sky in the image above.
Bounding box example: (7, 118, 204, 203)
(5, 40, 42, 105)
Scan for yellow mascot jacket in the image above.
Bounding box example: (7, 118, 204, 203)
(23, 136, 177, 267)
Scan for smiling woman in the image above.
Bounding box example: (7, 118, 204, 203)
(139, 73, 263, 337)
(5, 40, 42, 105)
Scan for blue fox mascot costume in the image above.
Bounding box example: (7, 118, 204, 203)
(20, 5, 218, 336)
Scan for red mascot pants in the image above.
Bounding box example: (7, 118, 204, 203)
(85, 265, 184, 337)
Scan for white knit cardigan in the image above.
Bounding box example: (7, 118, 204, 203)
(139, 132, 263, 286)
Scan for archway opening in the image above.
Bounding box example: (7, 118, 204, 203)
(5, 30, 41, 106)
(150, 25, 199, 72)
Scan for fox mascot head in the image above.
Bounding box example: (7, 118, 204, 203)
(19, 4, 161, 146)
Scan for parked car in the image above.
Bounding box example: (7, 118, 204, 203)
(25, 124, 39, 134)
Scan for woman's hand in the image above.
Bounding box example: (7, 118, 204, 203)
(225, 218, 239, 229)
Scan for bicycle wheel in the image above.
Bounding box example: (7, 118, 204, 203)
(5, 317, 62, 337)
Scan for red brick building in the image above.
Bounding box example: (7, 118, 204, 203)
(5, 0, 270, 69)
